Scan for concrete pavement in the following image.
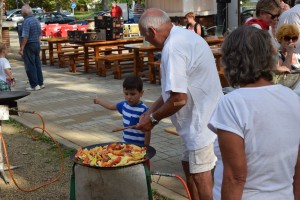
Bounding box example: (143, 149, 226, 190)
(6, 30, 188, 199)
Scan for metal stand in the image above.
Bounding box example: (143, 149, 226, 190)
(0, 105, 10, 184)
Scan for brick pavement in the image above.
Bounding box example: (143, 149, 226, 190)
(7, 31, 188, 199)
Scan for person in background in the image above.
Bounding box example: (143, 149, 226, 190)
(172, 16, 181, 26)
(278, 0, 300, 53)
(276, 24, 300, 69)
(18, 4, 44, 91)
(110, 1, 122, 18)
(133, 0, 144, 23)
(185, 12, 201, 36)
(134, 0, 144, 13)
(275, 23, 300, 96)
(0, 43, 15, 91)
(93, 76, 150, 145)
(208, 26, 300, 200)
(137, 8, 223, 200)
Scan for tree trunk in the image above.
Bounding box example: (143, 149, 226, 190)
(102, 0, 109, 10)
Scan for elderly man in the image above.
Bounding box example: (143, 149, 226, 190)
(278, 0, 300, 53)
(18, 4, 44, 91)
(137, 8, 223, 200)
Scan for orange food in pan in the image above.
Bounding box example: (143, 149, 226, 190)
(75, 143, 147, 167)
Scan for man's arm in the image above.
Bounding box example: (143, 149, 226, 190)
(218, 129, 247, 200)
(137, 92, 187, 132)
(293, 145, 300, 200)
(93, 96, 117, 110)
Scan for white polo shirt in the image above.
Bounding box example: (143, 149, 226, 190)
(160, 26, 223, 150)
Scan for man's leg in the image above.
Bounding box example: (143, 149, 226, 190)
(182, 161, 200, 200)
(192, 171, 214, 200)
(182, 143, 216, 200)
(24, 44, 39, 88)
(33, 43, 44, 86)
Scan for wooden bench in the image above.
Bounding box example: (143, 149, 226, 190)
(62, 47, 128, 73)
(57, 47, 84, 68)
(96, 52, 146, 79)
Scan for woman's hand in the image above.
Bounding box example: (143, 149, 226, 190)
(285, 43, 296, 54)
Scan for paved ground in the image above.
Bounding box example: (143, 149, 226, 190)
(6, 31, 188, 199)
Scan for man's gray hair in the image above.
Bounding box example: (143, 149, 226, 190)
(139, 8, 171, 36)
(221, 26, 277, 87)
(21, 4, 33, 16)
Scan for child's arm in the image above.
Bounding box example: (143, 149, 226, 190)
(4, 68, 13, 79)
(4, 69, 15, 87)
(144, 131, 151, 145)
(93, 96, 117, 110)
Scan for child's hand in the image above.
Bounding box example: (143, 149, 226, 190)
(11, 79, 16, 87)
(93, 96, 100, 104)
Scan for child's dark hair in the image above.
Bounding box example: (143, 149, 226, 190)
(123, 76, 143, 92)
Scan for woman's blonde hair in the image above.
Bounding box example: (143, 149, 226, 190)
(276, 24, 300, 41)
(0, 43, 7, 54)
(185, 12, 195, 19)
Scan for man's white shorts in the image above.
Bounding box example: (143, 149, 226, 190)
(182, 143, 217, 174)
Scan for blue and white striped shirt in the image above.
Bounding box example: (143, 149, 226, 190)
(116, 101, 148, 144)
(21, 15, 41, 43)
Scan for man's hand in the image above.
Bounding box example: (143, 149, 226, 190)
(136, 112, 154, 132)
(93, 96, 100, 104)
(18, 49, 23, 56)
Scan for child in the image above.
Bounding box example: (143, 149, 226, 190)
(93, 76, 150, 145)
(0, 43, 15, 91)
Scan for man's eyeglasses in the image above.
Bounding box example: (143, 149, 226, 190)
(283, 35, 299, 42)
(263, 10, 280, 19)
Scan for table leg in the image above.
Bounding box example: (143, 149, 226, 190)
(133, 49, 140, 76)
(49, 42, 54, 66)
(84, 47, 89, 72)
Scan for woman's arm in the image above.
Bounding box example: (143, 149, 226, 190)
(218, 129, 247, 200)
(93, 96, 117, 110)
(293, 145, 300, 200)
(196, 24, 201, 36)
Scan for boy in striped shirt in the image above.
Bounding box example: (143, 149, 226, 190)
(94, 76, 150, 145)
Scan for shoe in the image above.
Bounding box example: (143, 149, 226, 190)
(26, 85, 41, 91)
(40, 84, 45, 89)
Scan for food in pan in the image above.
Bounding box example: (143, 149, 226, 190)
(74, 143, 147, 167)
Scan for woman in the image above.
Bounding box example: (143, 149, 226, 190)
(185, 12, 201, 36)
(208, 26, 300, 199)
(276, 24, 300, 70)
(245, 0, 281, 30)
(274, 24, 300, 95)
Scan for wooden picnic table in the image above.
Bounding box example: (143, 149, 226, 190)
(122, 43, 162, 82)
(73, 37, 144, 72)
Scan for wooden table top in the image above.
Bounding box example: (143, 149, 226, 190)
(41, 37, 69, 42)
(123, 43, 161, 51)
(73, 37, 144, 47)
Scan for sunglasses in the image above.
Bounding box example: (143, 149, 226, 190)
(283, 35, 299, 42)
(263, 11, 280, 19)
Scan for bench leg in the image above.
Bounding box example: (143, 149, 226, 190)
(149, 64, 156, 84)
(69, 55, 76, 73)
(114, 61, 122, 79)
(59, 54, 65, 68)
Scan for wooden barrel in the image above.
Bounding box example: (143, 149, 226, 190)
(73, 163, 152, 200)
(1, 27, 10, 47)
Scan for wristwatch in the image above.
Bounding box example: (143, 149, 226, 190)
(150, 113, 159, 126)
